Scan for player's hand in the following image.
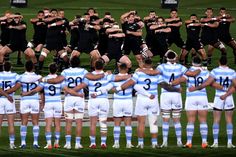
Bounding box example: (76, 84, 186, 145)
(8, 25, 13, 29)
(21, 92, 28, 96)
(77, 93, 84, 98)
(126, 30, 131, 34)
(220, 94, 227, 100)
(188, 86, 196, 92)
(149, 94, 155, 99)
(90, 93, 97, 98)
(7, 96, 14, 103)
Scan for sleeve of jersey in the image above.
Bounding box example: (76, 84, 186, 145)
(157, 75, 164, 84)
(15, 74, 21, 83)
(182, 65, 188, 74)
(156, 65, 163, 74)
(38, 82, 44, 88)
(61, 71, 66, 77)
(83, 78, 89, 85)
(210, 70, 216, 79)
(131, 73, 138, 83)
(107, 74, 115, 82)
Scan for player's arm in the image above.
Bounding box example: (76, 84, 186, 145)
(73, 83, 88, 92)
(137, 68, 160, 76)
(171, 76, 187, 86)
(120, 11, 135, 23)
(220, 86, 236, 100)
(106, 28, 123, 33)
(114, 74, 132, 82)
(109, 33, 125, 38)
(207, 21, 219, 28)
(116, 79, 136, 92)
(10, 24, 26, 30)
(85, 73, 105, 80)
(0, 88, 13, 103)
(5, 82, 21, 94)
(185, 69, 201, 77)
(211, 81, 224, 90)
(155, 27, 171, 33)
(43, 75, 65, 84)
(63, 86, 84, 97)
(126, 29, 142, 36)
(159, 81, 181, 92)
(189, 76, 214, 92)
(21, 86, 43, 96)
(30, 18, 40, 23)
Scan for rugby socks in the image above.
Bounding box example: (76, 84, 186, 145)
(45, 132, 52, 145)
(9, 134, 15, 144)
(20, 125, 27, 145)
(186, 123, 194, 144)
(213, 123, 219, 143)
(55, 132, 60, 144)
(138, 138, 144, 145)
(174, 122, 182, 142)
(113, 126, 120, 144)
(151, 138, 158, 145)
(65, 135, 71, 145)
(202, 59, 208, 66)
(125, 126, 132, 144)
(101, 136, 107, 145)
(75, 137, 81, 145)
(227, 123, 233, 144)
(33, 125, 40, 145)
(162, 122, 169, 143)
(200, 123, 208, 143)
(90, 136, 96, 145)
(35, 51, 40, 60)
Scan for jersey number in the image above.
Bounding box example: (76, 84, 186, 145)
(48, 85, 56, 96)
(67, 77, 82, 88)
(1, 81, 12, 90)
(94, 82, 102, 92)
(193, 76, 204, 87)
(26, 83, 37, 92)
(219, 76, 229, 88)
(143, 79, 151, 90)
(169, 73, 175, 83)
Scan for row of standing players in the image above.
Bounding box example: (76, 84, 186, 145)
(0, 50, 236, 150)
(0, 7, 236, 73)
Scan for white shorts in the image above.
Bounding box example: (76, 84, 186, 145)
(88, 98, 109, 118)
(113, 99, 133, 117)
(64, 96, 85, 113)
(160, 92, 182, 110)
(185, 96, 208, 111)
(44, 102, 62, 118)
(20, 99, 40, 114)
(214, 95, 235, 110)
(135, 95, 159, 116)
(0, 98, 16, 114)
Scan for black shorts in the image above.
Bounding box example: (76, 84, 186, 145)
(44, 40, 64, 52)
(106, 42, 123, 61)
(167, 35, 185, 48)
(201, 35, 219, 46)
(76, 44, 96, 54)
(151, 42, 168, 57)
(219, 33, 233, 44)
(123, 38, 142, 56)
(7, 40, 27, 52)
(97, 42, 107, 56)
(185, 39, 204, 51)
(31, 38, 45, 47)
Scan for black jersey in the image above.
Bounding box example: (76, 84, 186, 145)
(122, 21, 142, 40)
(201, 17, 218, 37)
(45, 18, 62, 42)
(166, 18, 182, 36)
(186, 24, 201, 41)
(32, 20, 47, 44)
(9, 20, 27, 44)
(218, 16, 231, 35)
(0, 19, 11, 45)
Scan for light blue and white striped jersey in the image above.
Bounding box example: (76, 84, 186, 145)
(0, 71, 20, 98)
(132, 70, 163, 95)
(61, 67, 88, 96)
(112, 73, 133, 99)
(19, 72, 42, 100)
(84, 71, 114, 98)
(157, 62, 187, 93)
(210, 66, 236, 97)
(185, 66, 209, 97)
(39, 74, 64, 103)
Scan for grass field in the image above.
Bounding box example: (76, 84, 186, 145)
(0, 0, 236, 156)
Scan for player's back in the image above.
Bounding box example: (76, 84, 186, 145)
(0, 71, 20, 97)
(113, 73, 133, 100)
(157, 62, 187, 93)
(211, 66, 236, 97)
(20, 72, 41, 100)
(186, 66, 209, 97)
(40, 74, 63, 103)
(61, 67, 88, 96)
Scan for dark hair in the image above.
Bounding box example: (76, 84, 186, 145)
(84, 13, 89, 16)
(219, 56, 227, 65)
(70, 56, 80, 68)
(15, 12, 21, 15)
(149, 10, 156, 13)
(3, 61, 11, 71)
(206, 7, 213, 11)
(25, 60, 34, 72)
(119, 63, 128, 70)
(58, 8, 64, 12)
(220, 7, 226, 11)
(157, 16, 165, 22)
(192, 56, 202, 65)
(144, 58, 152, 65)
(190, 14, 197, 17)
(170, 8, 178, 12)
(38, 10, 44, 14)
(166, 51, 176, 59)
(49, 63, 58, 74)
(95, 59, 104, 70)
(87, 7, 96, 13)
(104, 12, 111, 15)
(43, 7, 49, 11)
(50, 9, 57, 12)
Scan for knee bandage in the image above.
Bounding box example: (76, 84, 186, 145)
(219, 42, 225, 49)
(74, 113, 84, 119)
(99, 117, 107, 133)
(41, 51, 47, 57)
(27, 42, 34, 48)
(64, 113, 74, 120)
(60, 52, 67, 58)
(148, 115, 158, 134)
(162, 111, 171, 119)
(172, 111, 181, 119)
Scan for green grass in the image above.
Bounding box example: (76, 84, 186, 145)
(0, 0, 236, 156)
(0, 111, 236, 157)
